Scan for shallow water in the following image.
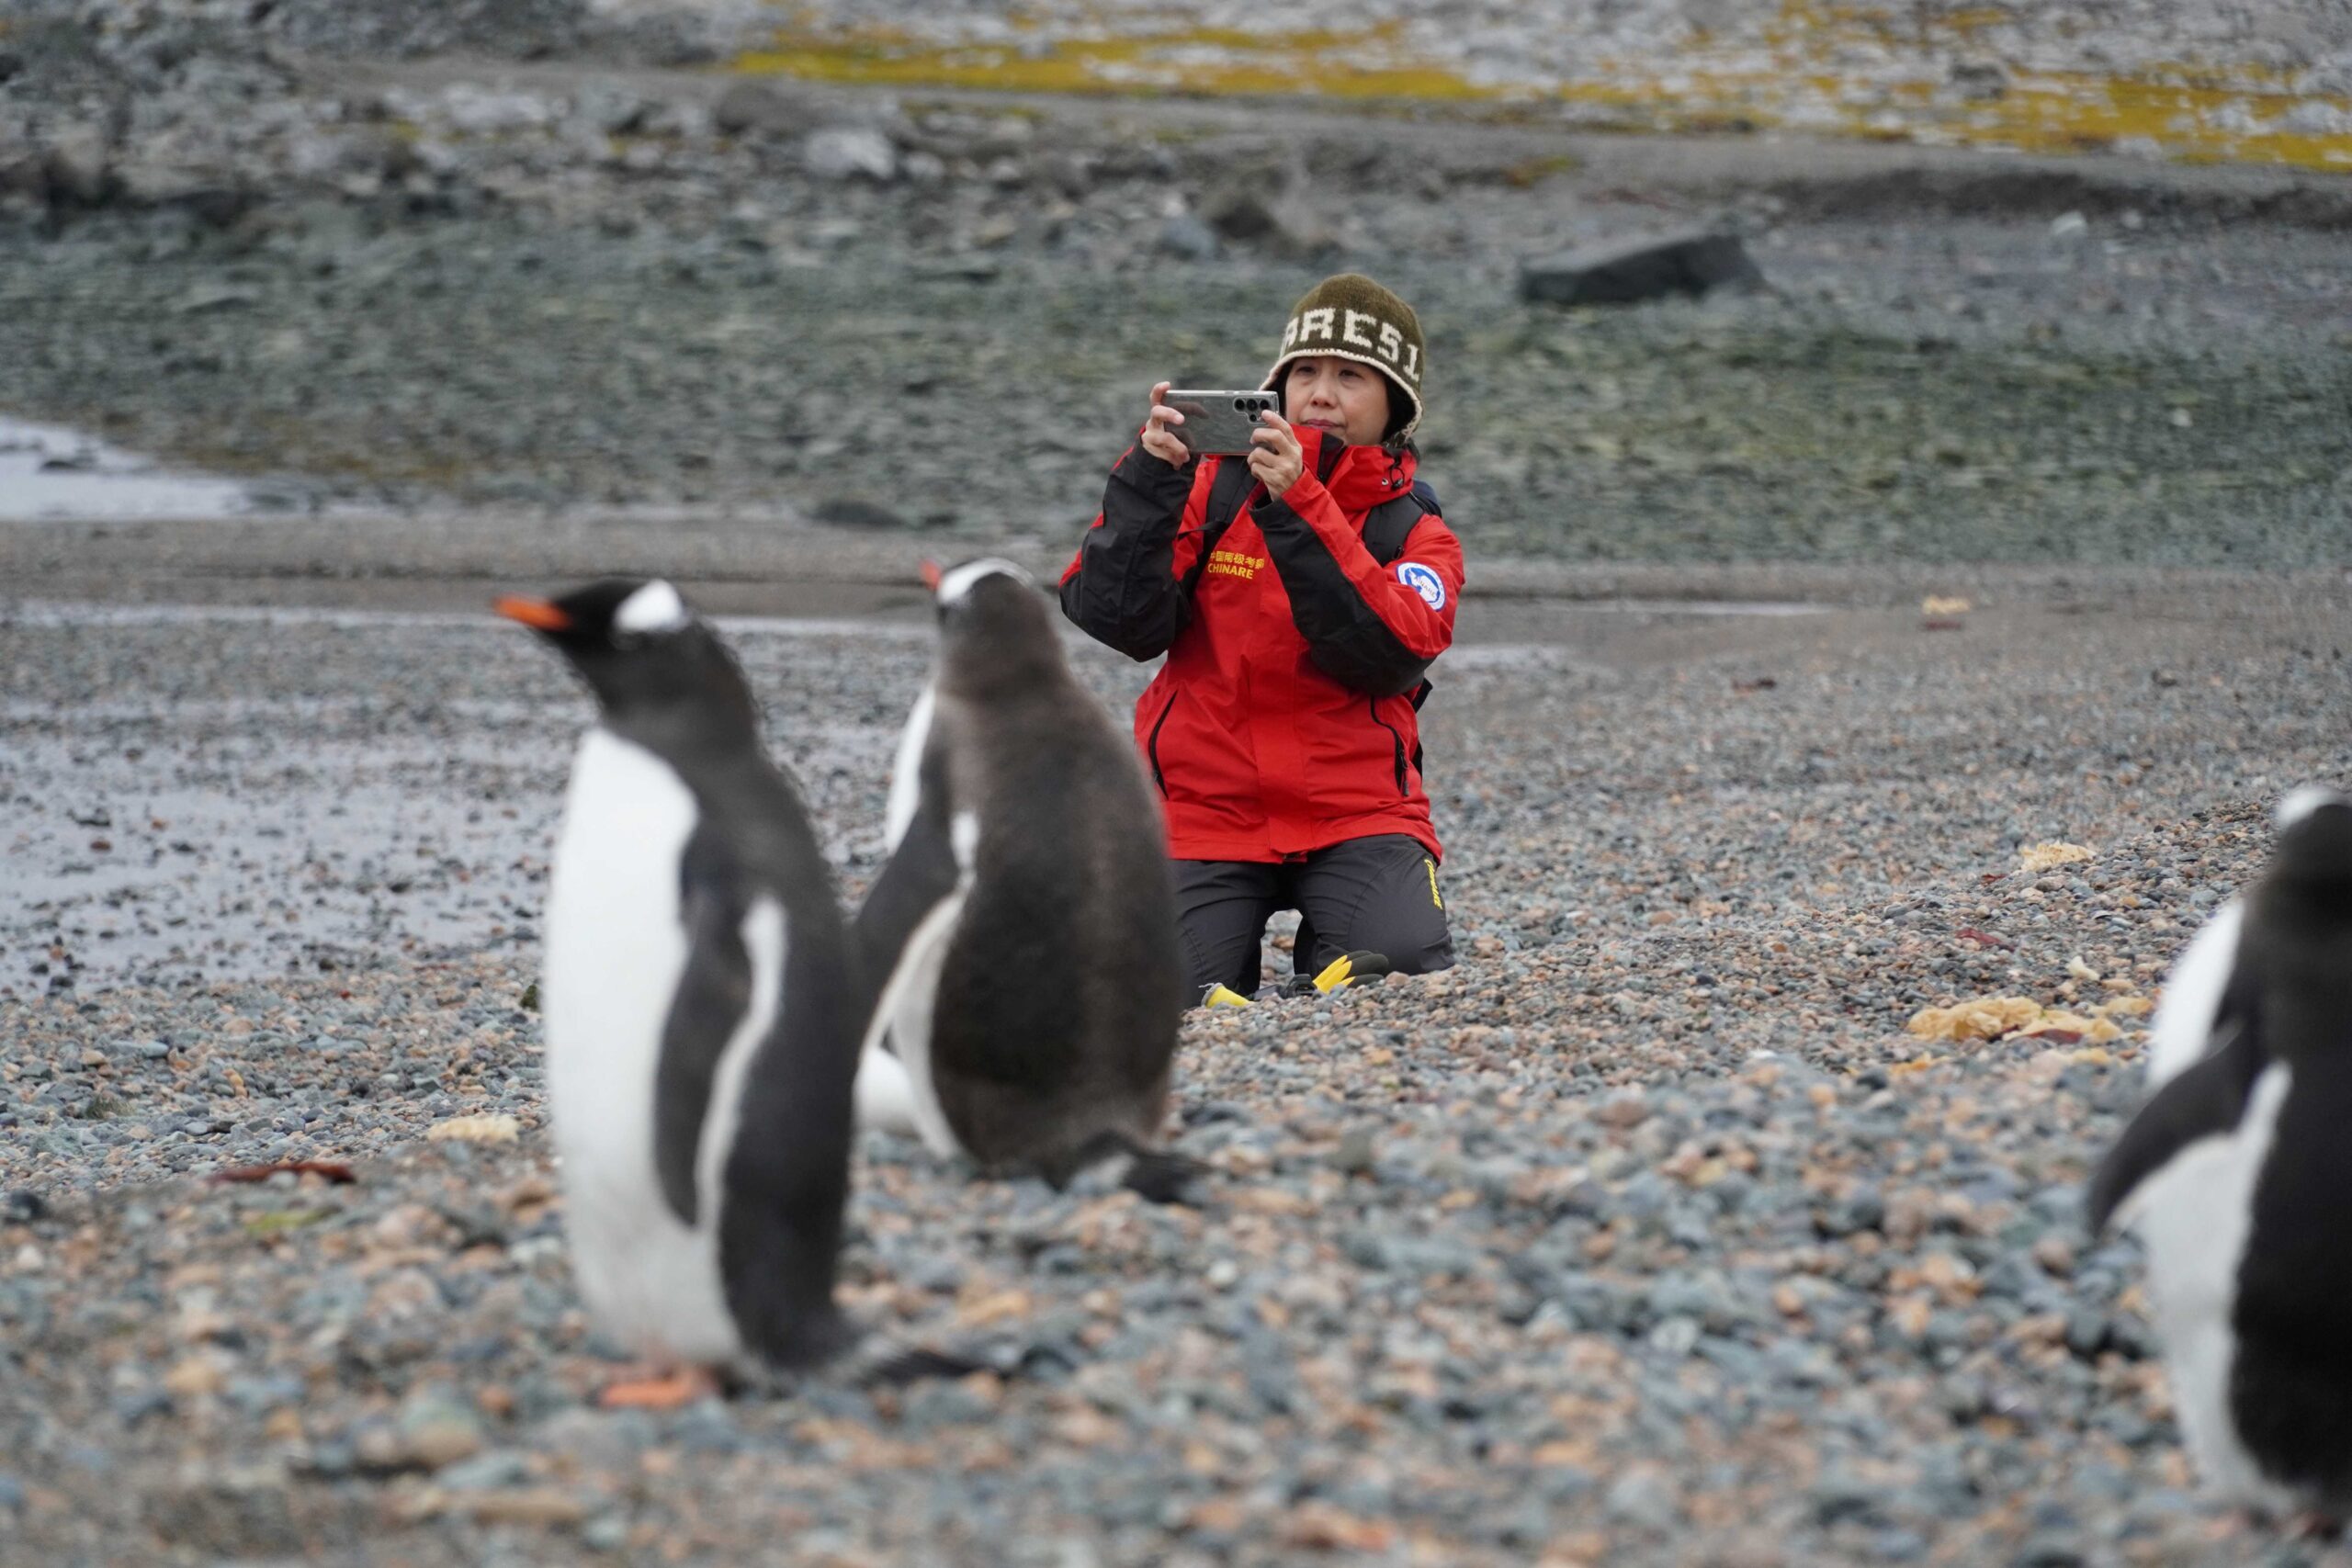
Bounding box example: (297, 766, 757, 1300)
(0, 416, 262, 523)
(0, 603, 936, 991)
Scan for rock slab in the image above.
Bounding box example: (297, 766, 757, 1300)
(1520, 229, 1765, 307)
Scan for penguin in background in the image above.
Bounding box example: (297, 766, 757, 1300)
(853, 559, 1195, 1200)
(2089, 786, 2352, 1517)
(500, 578, 862, 1406)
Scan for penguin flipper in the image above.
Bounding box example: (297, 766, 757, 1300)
(652, 843, 755, 1227)
(2089, 1005, 2267, 1235)
(854, 731, 963, 1040)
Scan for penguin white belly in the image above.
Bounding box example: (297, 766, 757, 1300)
(543, 728, 738, 1363)
(873, 888, 970, 1159)
(2129, 1064, 2298, 1511)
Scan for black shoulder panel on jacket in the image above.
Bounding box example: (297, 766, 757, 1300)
(1059, 446, 1200, 661)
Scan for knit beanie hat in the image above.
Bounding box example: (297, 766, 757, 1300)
(1262, 273, 1426, 444)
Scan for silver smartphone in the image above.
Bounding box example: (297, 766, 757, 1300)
(1165, 389, 1279, 457)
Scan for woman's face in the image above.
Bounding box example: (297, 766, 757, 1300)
(1283, 355, 1394, 448)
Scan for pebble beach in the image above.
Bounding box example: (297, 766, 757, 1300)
(6, 575, 2351, 1565)
(7, 1, 2352, 1562)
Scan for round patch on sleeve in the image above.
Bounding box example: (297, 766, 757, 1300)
(1396, 560, 1447, 612)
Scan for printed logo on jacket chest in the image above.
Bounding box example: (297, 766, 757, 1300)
(1396, 560, 1446, 611)
(1206, 548, 1265, 582)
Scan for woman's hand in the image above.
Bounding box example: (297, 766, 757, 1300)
(1247, 410, 1304, 497)
(1140, 380, 1191, 465)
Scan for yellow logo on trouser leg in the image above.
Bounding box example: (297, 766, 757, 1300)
(1426, 859, 1443, 909)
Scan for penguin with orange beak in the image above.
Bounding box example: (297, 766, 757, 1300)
(497, 577, 862, 1405)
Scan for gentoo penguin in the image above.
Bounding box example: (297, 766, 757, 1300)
(500, 578, 861, 1404)
(853, 559, 1193, 1198)
(2089, 786, 2352, 1516)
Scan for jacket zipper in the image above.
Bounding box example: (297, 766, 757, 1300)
(1368, 698, 1408, 794)
(1146, 687, 1182, 796)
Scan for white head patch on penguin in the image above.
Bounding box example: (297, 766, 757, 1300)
(933, 558, 1034, 607)
(612, 578, 691, 635)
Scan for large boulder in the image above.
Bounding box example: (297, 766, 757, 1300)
(1199, 183, 1331, 260)
(710, 80, 828, 141)
(1520, 230, 1764, 307)
(802, 126, 896, 182)
(43, 125, 115, 208)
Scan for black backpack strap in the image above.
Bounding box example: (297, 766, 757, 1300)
(1361, 479, 1443, 776)
(1361, 479, 1441, 567)
(1176, 457, 1263, 599)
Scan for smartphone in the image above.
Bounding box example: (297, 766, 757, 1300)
(1165, 389, 1279, 457)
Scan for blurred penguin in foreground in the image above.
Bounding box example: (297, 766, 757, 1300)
(503, 579, 861, 1405)
(2090, 787, 2352, 1519)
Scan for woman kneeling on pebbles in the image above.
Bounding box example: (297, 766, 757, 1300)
(1060, 274, 1465, 1003)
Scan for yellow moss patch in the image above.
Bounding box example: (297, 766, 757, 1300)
(1907, 995, 2127, 1044)
(729, 11, 2352, 174)
(1907, 996, 2043, 1042)
(2020, 841, 2095, 873)
(426, 1112, 522, 1145)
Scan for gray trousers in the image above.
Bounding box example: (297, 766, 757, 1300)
(1173, 834, 1455, 1000)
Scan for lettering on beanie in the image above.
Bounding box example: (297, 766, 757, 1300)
(1282, 309, 1419, 384)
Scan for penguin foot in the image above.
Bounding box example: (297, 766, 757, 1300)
(597, 1363, 721, 1410)
(1042, 1131, 1207, 1207)
(855, 1331, 1075, 1386)
(1119, 1147, 1208, 1206)
(860, 1344, 998, 1385)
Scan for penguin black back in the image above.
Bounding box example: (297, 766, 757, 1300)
(935, 568, 1182, 1157)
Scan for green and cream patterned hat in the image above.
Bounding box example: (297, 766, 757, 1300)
(1262, 273, 1426, 443)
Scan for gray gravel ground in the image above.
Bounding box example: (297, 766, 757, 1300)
(7, 198, 2347, 567)
(6, 578, 2351, 1565)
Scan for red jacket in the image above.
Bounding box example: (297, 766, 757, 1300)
(1059, 428, 1464, 863)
